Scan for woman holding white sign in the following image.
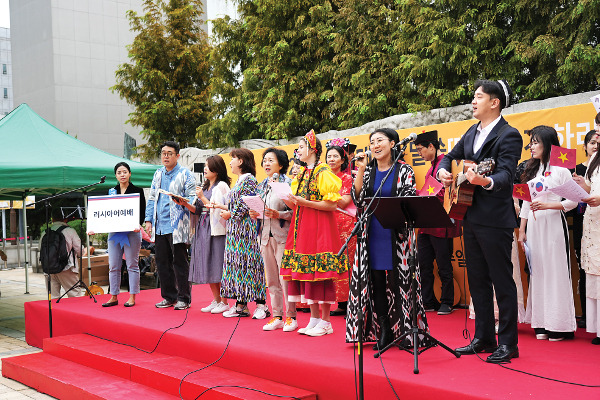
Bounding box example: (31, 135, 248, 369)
(102, 162, 146, 308)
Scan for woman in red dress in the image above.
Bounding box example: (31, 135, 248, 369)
(326, 138, 357, 316)
(281, 130, 348, 336)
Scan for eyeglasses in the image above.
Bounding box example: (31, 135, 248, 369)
(161, 151, 176, 157)
(369, 138, 389, 146)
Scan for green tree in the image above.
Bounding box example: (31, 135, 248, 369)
(199, 0, 339, 146)
(112, 0, 211, 160)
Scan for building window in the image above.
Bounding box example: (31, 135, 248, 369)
(3, 88, 7, 99)
(2, 64, 6, 74)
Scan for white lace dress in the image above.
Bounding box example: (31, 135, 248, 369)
(582, 152, 600, 334)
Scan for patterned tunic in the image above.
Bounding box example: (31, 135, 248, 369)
(281, 163, 348, 281)
(345, 160, 432, 347)
(220, 174, 266, 302)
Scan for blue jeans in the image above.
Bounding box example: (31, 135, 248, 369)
(108, 231, 142, 295)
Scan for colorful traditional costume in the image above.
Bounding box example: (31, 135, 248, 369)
(220, 173, 266, 303)
(281, 162, 348, 304)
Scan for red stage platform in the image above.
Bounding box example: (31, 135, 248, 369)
(7, 285, 600, 400)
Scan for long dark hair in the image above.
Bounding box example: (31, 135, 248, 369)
(521, 125, 559, 183)
(203, 155, 231, 190)
(583, 130, 597, 157)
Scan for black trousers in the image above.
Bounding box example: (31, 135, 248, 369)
(463, 220, 518, 346)
(154, 233, 191, 304)
(418, 233, 454, 307)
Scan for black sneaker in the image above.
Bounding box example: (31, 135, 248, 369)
(437, 304, 453, 315)
(424, 303, 439, 312)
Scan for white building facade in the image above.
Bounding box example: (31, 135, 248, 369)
(0, 27, 12, 118)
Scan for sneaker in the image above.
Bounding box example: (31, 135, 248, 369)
(305, 321, 333, 337)
(437, 304, 453, 315)
(298, 318, 321, 335)
(424, 303, 439, 312)
(252, 305, 271, 320)
(201, 300, 218, 313)
(223, 306, 250, 318)
(211, 302, 230, 314)
(155, 299, 176, 308)
(283, 317, 298, 332)
(263, 317, 284, 331)
(174, 301, 190, 310)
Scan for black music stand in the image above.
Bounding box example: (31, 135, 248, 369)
(365, 195, 461, 374)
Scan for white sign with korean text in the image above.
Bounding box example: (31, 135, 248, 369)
(87, 194, 140, 233)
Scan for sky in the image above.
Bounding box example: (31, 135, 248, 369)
(0, 0, 9, 28)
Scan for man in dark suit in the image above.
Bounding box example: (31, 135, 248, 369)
(438, 79, 523, 363)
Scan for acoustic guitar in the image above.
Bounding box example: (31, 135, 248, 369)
(447, 158, 496, 220)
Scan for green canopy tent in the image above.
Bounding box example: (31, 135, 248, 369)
(0, 104, 160, 292)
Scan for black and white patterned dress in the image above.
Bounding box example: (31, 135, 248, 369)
(345, 160, 432, 347)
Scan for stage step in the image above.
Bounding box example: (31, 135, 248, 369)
(3, 334, 316, 400)
(2, 352, 181, 400)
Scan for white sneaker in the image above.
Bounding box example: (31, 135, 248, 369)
(305, 321, 333, 337)
(282, 317, 298, 332)
(223, 306, 250, 318)
(252, 305, 271, 320)
(201, 300, 218, 313)
(298, 318, 321, 335)
(211, 302, 230, 314)
(263, 317, 284, 331)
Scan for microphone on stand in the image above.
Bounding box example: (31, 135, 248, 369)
(271, 172, 279, 182)
(395, 133, 418, 148)
(100, 176, 106, 183)
(351, 150, 371, 162)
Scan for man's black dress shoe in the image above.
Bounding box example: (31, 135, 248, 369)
(486, 345, 519, 363)
(455, 338, 497, 355)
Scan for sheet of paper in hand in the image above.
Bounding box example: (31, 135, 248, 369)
(158, 188, 188, 203)
(241, 195, 266, 218)
(268, 181, 293, 199)
(87, 194, 140, 233)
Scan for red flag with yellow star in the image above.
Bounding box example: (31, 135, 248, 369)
(512, 183, 531, 202)
(549, 145, 576, 170)
(418, 175, 443, 196)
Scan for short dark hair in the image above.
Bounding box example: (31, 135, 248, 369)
(474, 79, 512, 110)
(261, 148, 290, 175)
(325, 146, 349, 172)
(203, 155, 231, 190)
(161, 141, 180, 154)
(229, 148, 256, 176)
(114, 162, 131, 174)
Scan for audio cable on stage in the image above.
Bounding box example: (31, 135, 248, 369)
(85, 307, 190, 354)
(178, 316, 302, 400)
(457, 236, 600, 388)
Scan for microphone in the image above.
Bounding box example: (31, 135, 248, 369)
(100, 176, 106, 183)
(395, 133, 418, 147)
(351, 150, 371, 162)
(271, 172, 279, 182)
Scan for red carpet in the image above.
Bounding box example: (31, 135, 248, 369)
(22, 285, 600, 400)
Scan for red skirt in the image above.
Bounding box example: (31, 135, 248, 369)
(281, 206, 348, 282)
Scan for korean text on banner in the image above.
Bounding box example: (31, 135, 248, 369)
(87, 194, 140, 234)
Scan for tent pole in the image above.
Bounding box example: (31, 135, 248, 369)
(84, 192, 92, 285)
(22, 194, 29, 294)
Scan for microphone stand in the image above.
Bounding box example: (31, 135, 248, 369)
(338, 143, 409, 400)
(34, 176, 106, 338)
